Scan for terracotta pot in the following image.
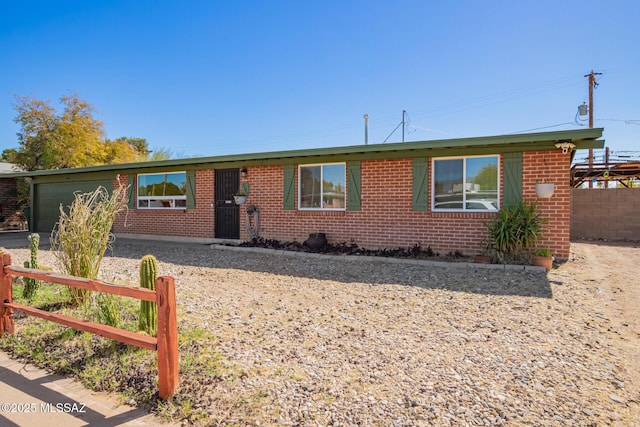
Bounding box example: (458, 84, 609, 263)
(474, 255, 493, 264)
(532, 255, 553, 271)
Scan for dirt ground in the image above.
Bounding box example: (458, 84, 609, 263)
(563, 240, 640, 419)
(2, 234, 639, 425)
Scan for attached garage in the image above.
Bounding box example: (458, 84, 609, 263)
(32, 177, 112, 232)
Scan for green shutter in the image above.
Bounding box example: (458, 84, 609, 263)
(186, 170, 196, 209)
(283, 164, 295, 210)
(347, 161, 361, 211)
(127, 175, 135, 209)
(503, 152, 523, 207)
(412, 158, 429, 211)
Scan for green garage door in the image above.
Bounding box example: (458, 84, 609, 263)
(33, 179, 112, 232)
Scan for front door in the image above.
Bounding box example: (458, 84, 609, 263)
(215, 168, 240, 239)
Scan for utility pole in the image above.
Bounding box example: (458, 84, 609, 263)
(402, 109, 407, 143)
(363, 114, 369, 145)
(585, 70, 602, 188)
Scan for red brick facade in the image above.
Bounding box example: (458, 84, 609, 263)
(522, 150, 572, 257)
(113, 151, 572, 258)
(0, 178, 24, 227)
(113, 171, 216, 238)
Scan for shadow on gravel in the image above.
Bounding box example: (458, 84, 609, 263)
(111, 239, 553, 298)
(2, 232, 552, 298)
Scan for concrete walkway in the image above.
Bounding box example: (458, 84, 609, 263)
(0, 352, 177, 427)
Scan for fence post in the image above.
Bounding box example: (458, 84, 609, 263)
(156, 276, 178, 399)
(0, 253, 14, 335)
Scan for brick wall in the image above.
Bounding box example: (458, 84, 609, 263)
(233, 160, 494, 254)
(523, 150, 572, 258)
(571, 188, 640, 241)
(112, 152, 572, 257)
(0, 178, 23, 225)
(113, 171, 215, 237)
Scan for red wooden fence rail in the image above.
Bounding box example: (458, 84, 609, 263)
(0, 253, 178, 399)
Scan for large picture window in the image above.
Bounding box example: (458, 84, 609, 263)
(137, 172, 187, 209)
(433, 156, 499, 211)
(299, 163, 346, 210)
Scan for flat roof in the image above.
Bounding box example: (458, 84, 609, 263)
(6, 127, 604, 178)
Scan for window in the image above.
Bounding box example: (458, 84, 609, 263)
(432, 156, 499, 211)
(299, 163, 346, 210)
(137, 172, 187, 209)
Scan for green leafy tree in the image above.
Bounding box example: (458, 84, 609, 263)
(11, 93, 151, 170)
(472, 163, 498, 191)
(104, 137, 151, 164)
(1, 148, 18, 162)
(12, 95, 59, 170)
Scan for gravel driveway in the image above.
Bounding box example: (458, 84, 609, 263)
(6, 238, 640, 426)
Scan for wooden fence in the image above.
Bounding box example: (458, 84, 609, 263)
(0, 253, 178, 399)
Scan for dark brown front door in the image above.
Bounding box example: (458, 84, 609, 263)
(215, 168, 240, 239)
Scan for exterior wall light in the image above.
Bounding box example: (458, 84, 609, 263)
(555, 142, 576, 154)
(240, 167, 248, 178)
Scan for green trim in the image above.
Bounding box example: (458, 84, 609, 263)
(6, 128, 605, 178)
(127, 175, 135, 209)
(186, 170, 196, 209)
(412, 158, 429, 211)
(283, 164, 295, 210)
(503, 152, 523, 207)
(346, 161, 361, 211)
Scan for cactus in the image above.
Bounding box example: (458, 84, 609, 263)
(22, 233, 41, 300)
(138, 254, 158, 336)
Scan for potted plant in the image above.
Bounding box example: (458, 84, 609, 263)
(532, 248, 554, 270)
(484, 201, 545, 262)
(473, 251, 494, 264)
(233, 192, 247, 204)
(535, 181, 555, 198)
(473, 239, 495, 264)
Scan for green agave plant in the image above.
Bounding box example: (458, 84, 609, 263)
(485, 201, 545, 256)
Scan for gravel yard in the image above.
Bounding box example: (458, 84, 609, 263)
(6, 238, 640, 426)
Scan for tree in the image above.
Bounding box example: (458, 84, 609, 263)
(473, 163, 498, 191)
(104, 137, 151, 164)
(10, 93, 151, 170)
(1, 148, 18, 163)
(12, 95, 60, 170)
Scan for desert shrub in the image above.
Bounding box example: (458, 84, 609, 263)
(50, 184, 127, 306)
(485, 201, 545, 257)
(93, 293, 122, 328)
(138, 254, 158, 336)
(22, 233, 42, 300)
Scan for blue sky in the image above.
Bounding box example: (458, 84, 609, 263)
(1, 1, 638, 162)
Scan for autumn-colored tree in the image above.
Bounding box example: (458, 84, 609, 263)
(104, 137, 151, 164)
(11, 95, 60, 170)
(10, 93, 151, 170)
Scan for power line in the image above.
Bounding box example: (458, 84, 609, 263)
(510, 122, 576, 134)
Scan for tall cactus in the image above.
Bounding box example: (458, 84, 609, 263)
(138, 254, 158, 336)
(22, 233, 41, 299)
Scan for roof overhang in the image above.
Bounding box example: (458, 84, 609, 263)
(6, 127, 605, 178)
